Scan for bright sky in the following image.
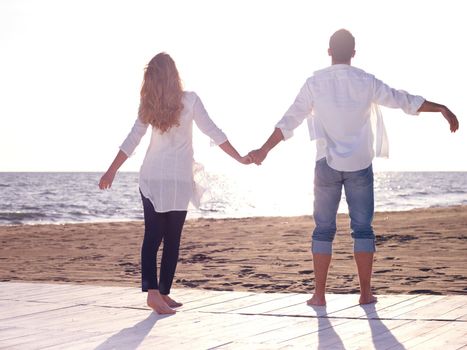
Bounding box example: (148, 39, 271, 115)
(1, 0, 466, 174)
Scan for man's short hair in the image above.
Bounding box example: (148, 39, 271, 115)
(329, 29, 355, 62)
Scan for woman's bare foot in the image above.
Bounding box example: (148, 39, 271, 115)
(161, 294, 183, 308)
(306, 294, 326, 306)
(359, 293, 377, 305)
(147, 290, 175, 314)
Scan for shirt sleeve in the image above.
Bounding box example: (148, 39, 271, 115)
(192, 93, 228, 146)
(119, 117, 149, 157)
(275, 79, 314, 140)
(372, 77, 425, 115)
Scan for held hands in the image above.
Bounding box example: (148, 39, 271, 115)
(238, 155, 253, 165)
(247, 128, 282, 165)
(248, 148, 268, 165)
(235, 151, 264, 165)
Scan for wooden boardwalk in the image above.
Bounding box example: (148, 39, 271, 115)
(0, 282, 466, 349)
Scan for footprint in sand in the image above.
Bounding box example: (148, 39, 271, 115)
(238, 268, 255, 276)
(189, 253, 212, 263)
(273, 284, 290, 290)
(242, 283, 255, 287)
(179, 279, 209, 288)
(409, 289, 442, 295)
(374, 269, 395, 273)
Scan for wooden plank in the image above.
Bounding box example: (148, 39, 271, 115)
(0, 326, 44, 342)
(320, 318, 411, 349)
(370, 295, 449, 320)
(324, 294, 419, 319)
(226, 293, 315, 315)
(432, 296, 467, 320)
(0, 300, 74, 320)
(0, 282, 76, 300)
(401, 321, 467, 349)
(198, 292, 299, 313)
(21, 285, 135, 304)
(0, 282, 466, 350)
(356, 320, 449, 350)
(213, 341, 286, 349)
(261, 293, 355, 317)
(183, 314, 298, 344)
(359, 294, 429, 318)
(0, 328, 106, 350)
(45, 313, 201, 350)
(154, 313, 298, 348)
(0, 304, 97, 329)
(395, 296, 465, 320)
(233, 317, 323, 345)
(178, 290, 255, 311)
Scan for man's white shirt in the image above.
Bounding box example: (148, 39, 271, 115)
(276, 64, 425, 171)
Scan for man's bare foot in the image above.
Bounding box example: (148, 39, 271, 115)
(306, 294, 326, 306)
(147, 290, 176, 314)
(359, 293, 377, 305)
(161, 294, 183, 308)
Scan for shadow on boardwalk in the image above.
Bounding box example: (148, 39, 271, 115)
(94, 312, 170, 350)
(362, 303, 405, 350)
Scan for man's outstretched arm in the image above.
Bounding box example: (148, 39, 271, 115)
(417, 100, 459, 132)
(248, 128, 284, 165)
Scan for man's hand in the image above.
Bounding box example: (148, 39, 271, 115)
(248, 148, 268, 165)
(418, 101, 459, 133)
(441, 106, 459, 133)
(246, 128, 284, 165)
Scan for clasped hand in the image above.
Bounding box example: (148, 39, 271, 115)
(247, 148, 267, 165)
(237, 148, 267, 166)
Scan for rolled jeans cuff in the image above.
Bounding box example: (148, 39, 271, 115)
(312, 240, 333, 255)
(354, 238, 376, 253)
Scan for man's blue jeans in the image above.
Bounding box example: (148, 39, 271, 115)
(312, 158, 376, 254)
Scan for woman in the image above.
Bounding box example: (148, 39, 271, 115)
(99, 53, 250, 314)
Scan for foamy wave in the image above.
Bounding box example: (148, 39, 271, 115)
(1, 172, 466, 225)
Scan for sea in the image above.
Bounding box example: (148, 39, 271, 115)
(0, 172, 466, 225)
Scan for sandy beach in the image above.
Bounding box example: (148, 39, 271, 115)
(1, 206, 466, 296)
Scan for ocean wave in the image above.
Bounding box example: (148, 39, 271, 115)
(1, 171, 466, 225)
(0, 211, 47, 219)
(447, 189, 467, 195)
(40, 190, 56, 196)
(0, 211, 49, 225)
(68, 211, 92, 217)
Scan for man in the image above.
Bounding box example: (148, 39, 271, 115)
(249, 29, 459, 305)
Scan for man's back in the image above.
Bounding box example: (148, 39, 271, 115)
(278, 64, 424, 171)
(309, 64, 377, 170)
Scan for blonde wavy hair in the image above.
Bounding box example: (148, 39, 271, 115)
(138, 53, 183, 133)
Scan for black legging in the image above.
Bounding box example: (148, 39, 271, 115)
(140, 192, 187, 295)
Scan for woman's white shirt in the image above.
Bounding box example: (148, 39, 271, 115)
(119, 91, 227, 212)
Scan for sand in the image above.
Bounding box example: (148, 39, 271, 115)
(1, 206, 466, 295)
